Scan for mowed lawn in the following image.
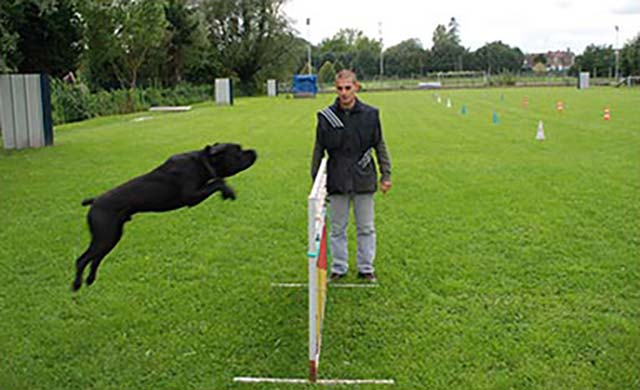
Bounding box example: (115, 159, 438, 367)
(1, 87, 638, 389)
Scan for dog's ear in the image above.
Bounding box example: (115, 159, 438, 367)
(207, 143, 227, 155)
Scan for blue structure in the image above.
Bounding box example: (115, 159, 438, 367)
(292, 74, 318, 98)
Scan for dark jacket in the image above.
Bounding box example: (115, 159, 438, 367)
(311, 98, 391, 194)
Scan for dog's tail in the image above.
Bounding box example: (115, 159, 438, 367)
(81, 198, 95, 206)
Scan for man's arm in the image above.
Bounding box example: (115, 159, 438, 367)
(310, 116, 326, 179)
(374, 114, 391, 183)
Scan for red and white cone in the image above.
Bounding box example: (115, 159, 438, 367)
(603, 107, 611, 120)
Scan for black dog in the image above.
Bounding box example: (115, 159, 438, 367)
(72, 143, 257, 291)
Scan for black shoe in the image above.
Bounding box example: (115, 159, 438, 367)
(357, 272, 377, 283)
(329, 272, 346, 282)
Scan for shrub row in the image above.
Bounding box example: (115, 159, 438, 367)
(50, 79, 213, 125)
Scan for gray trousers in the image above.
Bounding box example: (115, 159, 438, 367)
(328, 193, 376, 275)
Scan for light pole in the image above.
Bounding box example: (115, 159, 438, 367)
(378, 21, 384, 79)
(306, 18, 312, 75)
(614, 25, 620, 80)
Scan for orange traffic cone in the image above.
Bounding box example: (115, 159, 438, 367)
(556, 100, 564, 112)
(523, 96, 529, 109)
(603, 107, 611, 120)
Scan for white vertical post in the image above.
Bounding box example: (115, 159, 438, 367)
(267, 79, 277, 97)
(215, 78, 232, 105)
(0, 75, 16, 149)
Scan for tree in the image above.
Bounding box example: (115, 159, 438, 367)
(318, 61, 335, 84)
(0, 5, 18, 72)
(447, 17, 460, 45)
(163, 0, 204, 86)
(620, 33, 640, 76)
(533, 62, 546, 76)
(1, 0, 83, 77)
(425, 20, 466, 72)
(203, 0, 296, 95)
(384, 39, 425, 77)
(534, 53, 546, 65)
(573, 44, 615, 77)
(82, 0, 167, 90)
(316, 29, 380, 79)
(471, 41, 524, 74)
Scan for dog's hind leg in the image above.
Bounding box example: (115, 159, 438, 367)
(73, 247, 94, 291)
(72, 208, 125, 291)
(85, 218, 124, 287)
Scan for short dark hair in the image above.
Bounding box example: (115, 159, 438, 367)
(335, 69, 358, 83)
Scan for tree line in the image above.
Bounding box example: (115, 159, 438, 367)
(1, 1, 638, 96)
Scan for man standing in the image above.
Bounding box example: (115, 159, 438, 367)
(310, 70, 392, 282)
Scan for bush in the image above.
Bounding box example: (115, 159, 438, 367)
(49, 79, 214, 125)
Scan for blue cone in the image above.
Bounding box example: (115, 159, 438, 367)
(493, 111, 499, 124)
(461, 105, 467, 115)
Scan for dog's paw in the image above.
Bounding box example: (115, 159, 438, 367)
(221, 187, 236, 200)
(72, 278, 82, 292)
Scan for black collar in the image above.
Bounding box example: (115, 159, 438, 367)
(333, 97, 363, 113)
(200, 153, 218, 179)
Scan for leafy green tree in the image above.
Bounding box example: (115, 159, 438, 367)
(447, 17, 460, 45)
(202, 0, 295, 95)
(533, 62, 547, 76)
(318, 61, 335, 84)
(316, 29, 380, 79)
(82, 0, 168, 90)
(425, 20, 466, 72)
(163, 0, 206, 86)
(1, 0, 83, 77)
(534, 53, 546, 65)
(620, 33, 640, 76)
(0, 8, 18, 72)
(384, 39, 425, 77)
(471, 41, 524, 74)
(573, 44, 615, 77)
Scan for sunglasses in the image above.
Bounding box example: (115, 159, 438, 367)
(336, 85, 352, 91)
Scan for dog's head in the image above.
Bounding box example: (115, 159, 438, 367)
(204, 143, 257, 178)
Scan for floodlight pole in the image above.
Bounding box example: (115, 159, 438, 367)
(307, 18, 312, 75)
(614, 25, 620, 80)
(378, 21, 384, 78)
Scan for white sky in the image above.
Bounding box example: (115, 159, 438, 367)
(283, 0, 640, 54)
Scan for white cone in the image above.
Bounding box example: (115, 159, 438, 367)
(437, 96, 442, 104)
(446, 98, 452, 108)
(536, 120, 545, 140)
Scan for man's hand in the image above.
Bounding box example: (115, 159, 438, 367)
(380, 180, 392, 194)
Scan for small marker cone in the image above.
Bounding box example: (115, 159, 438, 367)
(461, 105, 467, 115)
(437, 96, 442, 104)
(522, 96, 529, 109)
(536, 120, 545, 140)
(493, 111, 499, 124)
(603, 107, 611, 120)
(446, 98, 452, 108)
(556, 101, 564, 112)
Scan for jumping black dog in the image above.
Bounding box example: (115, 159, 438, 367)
(72, 143, 257, 291)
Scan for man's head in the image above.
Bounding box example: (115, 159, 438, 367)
(335, 69, 360, 109)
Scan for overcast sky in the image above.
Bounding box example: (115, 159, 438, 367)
(283, 0, 640, 54)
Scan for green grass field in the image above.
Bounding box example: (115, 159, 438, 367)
(1, 87, 639, 389)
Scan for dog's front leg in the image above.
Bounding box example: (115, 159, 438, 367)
(182, 179, 235, 207)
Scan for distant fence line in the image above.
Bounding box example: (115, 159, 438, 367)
(279, 75, 620, 94)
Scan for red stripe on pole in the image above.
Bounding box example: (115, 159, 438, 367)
(309, 360, 317, 382)
(318, 225, 327, 270)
